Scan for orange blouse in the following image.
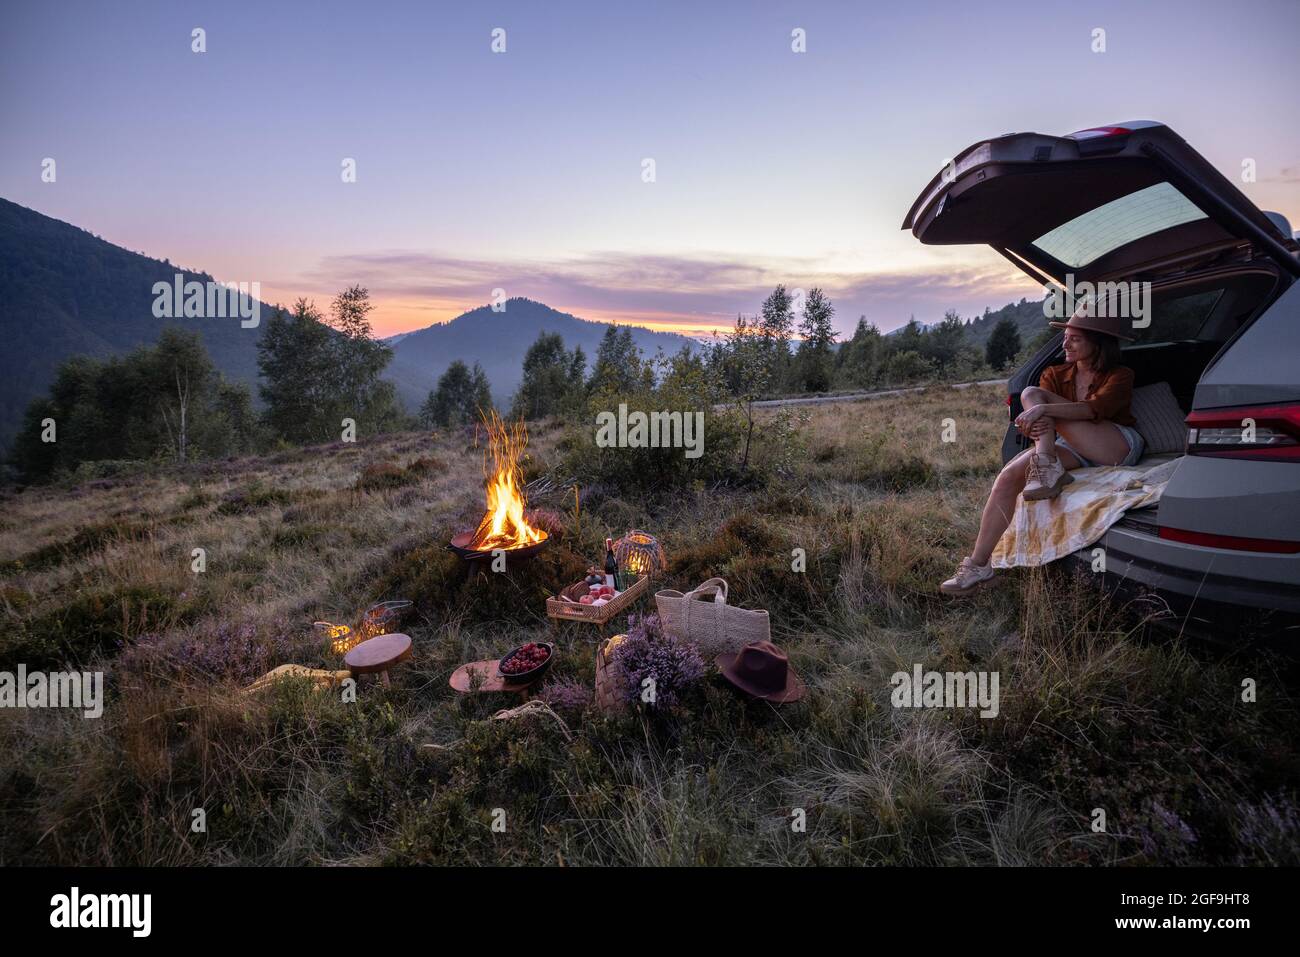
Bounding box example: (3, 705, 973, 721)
(1038, 362, 1137, 427)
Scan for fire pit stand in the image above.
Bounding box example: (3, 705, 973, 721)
(448, 532, 550, 581)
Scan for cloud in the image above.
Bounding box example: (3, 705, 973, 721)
(294, 248, 1039, 336)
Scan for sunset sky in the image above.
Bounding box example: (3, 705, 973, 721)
(2, 0, 1298, 338)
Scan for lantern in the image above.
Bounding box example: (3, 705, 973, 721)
(315, 621, 358, 655)
(614, 530, 665, 579)
(361, 600, 413, 640)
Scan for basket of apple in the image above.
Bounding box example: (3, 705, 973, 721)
(546, 571, 649, 625)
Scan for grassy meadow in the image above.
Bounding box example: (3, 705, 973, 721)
(1, 383, 1296, 866)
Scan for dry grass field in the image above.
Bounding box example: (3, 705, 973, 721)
(1, 384, 1296, 865)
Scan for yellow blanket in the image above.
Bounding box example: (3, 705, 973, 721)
(991, 457, 1183, 569)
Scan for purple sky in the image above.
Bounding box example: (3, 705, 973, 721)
(2, 0, 1298, 337)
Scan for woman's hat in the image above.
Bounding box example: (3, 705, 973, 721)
(715, 640, 806, 703)
(1048, 300, 1137, 342)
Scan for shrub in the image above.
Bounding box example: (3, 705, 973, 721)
(355, 461, 416, 492)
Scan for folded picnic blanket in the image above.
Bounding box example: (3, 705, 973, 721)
(990, 457, 1183, 569)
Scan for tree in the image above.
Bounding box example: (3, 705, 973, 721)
(511, 331, 585, 419)
(759, 285, 795, 389)
(10, 330, 257, 481)
(838, 317, 884, 388)
(588, 324, 643, 394)
(794, 287, 837, 392)
(150, 328, 214, 464)
(921, 310, 966, 374)
(985, 317, 1023, 370)
(715, 314, 773, 468)
(257, 300, 336, 443)
(421, 360, 492, 428)
(257, 287, 403, 443)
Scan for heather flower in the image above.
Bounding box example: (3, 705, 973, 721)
(610, 613, 705, 710)
(539, 676, 592, 715)
(118, 620, 314, 684)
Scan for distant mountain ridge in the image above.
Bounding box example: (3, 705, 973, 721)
(384, 298, 696, 410)
(0, 198, 274, 450)
(0, 197, 1050, 450)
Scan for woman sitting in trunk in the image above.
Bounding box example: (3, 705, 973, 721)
(940, 303, 1145, 596)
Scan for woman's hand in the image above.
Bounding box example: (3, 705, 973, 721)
(1015, 404, 1051, 438)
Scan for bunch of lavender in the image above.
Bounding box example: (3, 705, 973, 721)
(539, 676, 593, 715)
(610, 613, 705, 710)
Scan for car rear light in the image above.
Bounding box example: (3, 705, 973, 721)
(1006, 393, 1013, 421)
(1185, 404, 1300, 461)
(1070, 126, 1133, 139)
(1069, 126, 1133, 156)
(1158, 526, 1300, 554)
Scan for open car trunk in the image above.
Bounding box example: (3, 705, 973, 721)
(903, 121, 1300, 287)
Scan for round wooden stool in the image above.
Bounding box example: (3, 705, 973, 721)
(344, 633, 413, 687)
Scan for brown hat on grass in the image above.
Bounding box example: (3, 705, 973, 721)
(716, 640, 806, 703)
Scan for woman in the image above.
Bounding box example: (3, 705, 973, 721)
(940, 304, 1145, 596)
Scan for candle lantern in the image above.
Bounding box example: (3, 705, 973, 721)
(361, 600, 413, 640)
(315, 621, 358, 655)
(614, 530, 665, 579)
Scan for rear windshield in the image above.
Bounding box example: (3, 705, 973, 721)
(1032, 182, 1208, 268)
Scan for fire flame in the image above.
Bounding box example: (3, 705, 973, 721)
(467, 411, 548, 551)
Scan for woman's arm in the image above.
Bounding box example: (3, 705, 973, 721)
(1028, 401, 1095, 421)
(1015, 399, 1094, 434)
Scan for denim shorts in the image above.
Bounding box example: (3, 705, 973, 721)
(1055, 423, 1145, 468)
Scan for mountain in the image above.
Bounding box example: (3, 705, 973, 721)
(384, 298, 695, 410)
(0, 200, 693, 448)
(0, 198, 273, 449)
(961, 296, 1054, 348)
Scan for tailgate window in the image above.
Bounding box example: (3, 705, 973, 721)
(1032, 183, 1208, 268)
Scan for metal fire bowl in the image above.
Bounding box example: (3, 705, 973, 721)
(448, 531, 550, 565)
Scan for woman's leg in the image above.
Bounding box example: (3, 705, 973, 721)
(1020, 386, 1068, 457)
(1053, 420, 1130, 466)
(1020, 385, 1131, 466)
(970, 450, 1032, 565)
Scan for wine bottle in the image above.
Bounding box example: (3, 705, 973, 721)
(604, 537, 619, 590)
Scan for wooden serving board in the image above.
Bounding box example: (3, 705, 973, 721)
(449, 659, 533, 695)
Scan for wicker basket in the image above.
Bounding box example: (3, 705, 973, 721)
(594, 636, 628, 713)
(546, 573, 649, 626)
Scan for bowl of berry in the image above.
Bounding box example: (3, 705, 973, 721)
(498, 641, 554, 685)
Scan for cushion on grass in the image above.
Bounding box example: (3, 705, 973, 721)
(1131, 381, 1187, 454)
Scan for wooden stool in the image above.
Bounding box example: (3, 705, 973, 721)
(345, 633, 413, 687)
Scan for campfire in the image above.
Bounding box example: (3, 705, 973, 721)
(449, 412, 549, 565)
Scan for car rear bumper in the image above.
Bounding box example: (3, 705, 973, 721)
(1069, 523, 1300, 639)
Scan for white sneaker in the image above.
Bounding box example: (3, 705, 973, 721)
(939, 556, 996, 596)
(1022, 452, 1073, 501)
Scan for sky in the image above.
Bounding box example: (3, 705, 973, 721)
(2, 0, 1298, 338)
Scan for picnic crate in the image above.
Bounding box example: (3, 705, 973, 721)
(546, 573, 648, 627)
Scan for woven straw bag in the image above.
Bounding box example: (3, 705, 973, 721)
(654, 577, 770, 657)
